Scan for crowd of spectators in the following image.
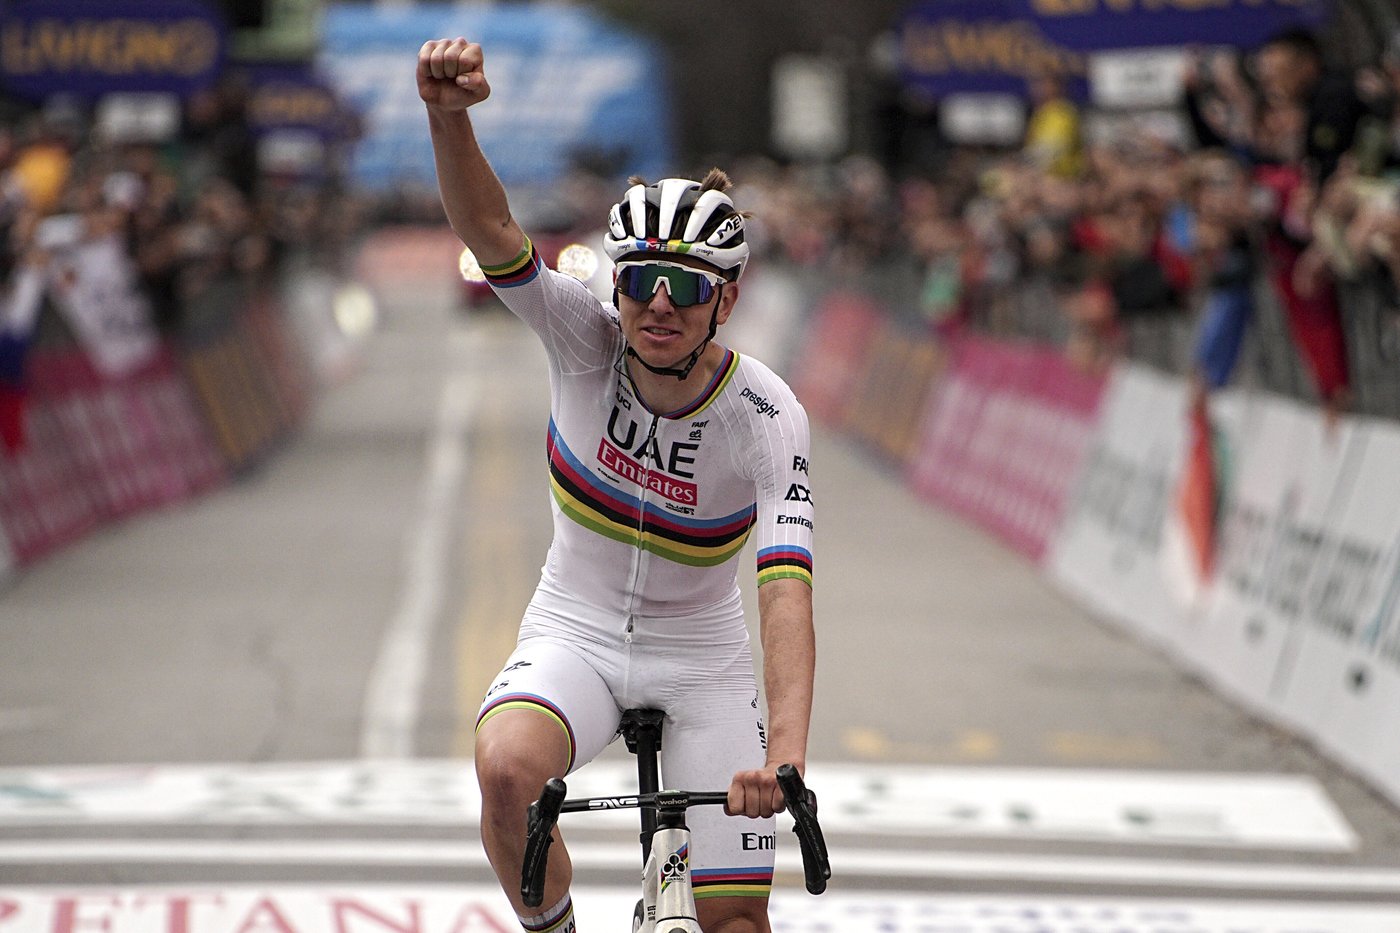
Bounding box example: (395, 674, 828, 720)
(0, 77, 359, 350)
(731, 27, 1400, 423)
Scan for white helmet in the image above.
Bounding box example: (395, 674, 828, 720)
(603, 176, 750, 280)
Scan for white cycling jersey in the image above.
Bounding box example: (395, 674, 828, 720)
(480, 237, 814, 646)
(473, 236, 813, 900)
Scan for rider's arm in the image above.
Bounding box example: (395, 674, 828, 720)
(758, 577, 815, 776)
(418, 38, 524, 267)
(729, 378, 815, 819)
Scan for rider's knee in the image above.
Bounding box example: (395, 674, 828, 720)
(696, 898, 770, 933)
(475, 715, 570, 810)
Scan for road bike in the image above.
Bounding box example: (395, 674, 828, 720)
(522, 708, 831, 932)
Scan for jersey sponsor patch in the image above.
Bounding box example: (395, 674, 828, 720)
(548, 420, 756, 567)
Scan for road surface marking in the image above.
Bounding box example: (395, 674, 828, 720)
(360, 372, 477, 758)
(1, 842, 1398, 894)
(0, 760, 1355, 850)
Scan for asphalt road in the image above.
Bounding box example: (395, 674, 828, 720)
(1, 252, 1399, 930)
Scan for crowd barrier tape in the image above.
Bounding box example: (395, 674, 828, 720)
(907, 333, 1105, 563)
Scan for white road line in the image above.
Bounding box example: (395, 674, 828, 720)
(5, 839, 1400, 894)
(359, 373, 476, 759)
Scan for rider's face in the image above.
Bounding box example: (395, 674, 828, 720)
(615, 258, 737, 371)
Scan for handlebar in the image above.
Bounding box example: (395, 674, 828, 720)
(520, 767, 831, 908)
(521, 777, 566, 908)
(775, 764, 830, 895)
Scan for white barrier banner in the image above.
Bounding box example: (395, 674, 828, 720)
(1190, 394, 1363, 711)
(46, 234, 159, 377)
(1048, 364, 1189, 647)
(1272, 420, 1400, 806)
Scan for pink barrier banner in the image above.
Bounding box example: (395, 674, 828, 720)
(908, 333, 1105, 562)
(0, 345, 226, 566)
(791, 292, 886, 428)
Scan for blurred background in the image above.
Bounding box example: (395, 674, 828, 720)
(3, 0, 1400, 930)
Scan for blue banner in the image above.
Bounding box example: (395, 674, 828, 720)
(1015, 0, 1331, 51)
(0, 0, 226, 100)
(321, 3, 673, 191)
(900, 0, 1088, 99)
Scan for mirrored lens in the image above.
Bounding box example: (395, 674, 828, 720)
(618, 265, 715, 306)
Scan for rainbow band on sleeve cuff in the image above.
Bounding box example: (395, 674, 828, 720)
(757, 544, 813, 587)
(475, 693, 576, 772)
(480, 237, 542, 288)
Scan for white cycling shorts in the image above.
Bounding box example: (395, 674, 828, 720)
(476, 627, 776, 901)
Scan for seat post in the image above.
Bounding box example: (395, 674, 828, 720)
(620, 708, 665, 861)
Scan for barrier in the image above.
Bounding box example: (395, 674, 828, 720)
(179, 303, 304, 474)
(1269, 420, 1400, 801)
(790, 292, 887, 429)
(800, 286, 1400, 805)
(845, 322, 946, 465)
(909, 333, 1104, 563)
(0, 377, 103, 565)
(0, 346, 228, 567)
(1187, 396, 1364, 709)
(0, 284, 314, 574)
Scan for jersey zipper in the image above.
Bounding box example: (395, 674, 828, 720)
(624, 412, 661, 643)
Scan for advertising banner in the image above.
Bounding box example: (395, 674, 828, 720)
(0, 0, 227, 101)
(46, 233, 161, 378)
(1271, 421, 1400, 807)
(1015, 0, 1330, 52)
(899, 0, 1088, 100)
(908, 334, 1103, 562)
(1047, 364, 1188, 645)
(791, 292, 887, 430)
(320, 4, 672, 190)
(1187, 394, 1362, 711)
(0, 387, 101, 565)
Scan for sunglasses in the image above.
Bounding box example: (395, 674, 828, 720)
(615, 261, 726, 307)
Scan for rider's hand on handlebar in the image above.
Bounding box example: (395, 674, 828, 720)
(725, 761, 803, 819)
(417, 38, 491, 111)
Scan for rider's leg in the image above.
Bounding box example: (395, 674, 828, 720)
(473, 635, 623, 931)
(649, 645, 776, 933)
(475, 707, 574, 922)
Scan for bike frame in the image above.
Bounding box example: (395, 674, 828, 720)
(521, 709, 829, 933)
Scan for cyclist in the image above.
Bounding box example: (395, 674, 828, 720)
(419, 37, 815, 933)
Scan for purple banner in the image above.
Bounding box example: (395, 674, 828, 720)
(1015, 0, 1330, 51)
(899, 0, 1088, 99)
(0, 0, 227, 100)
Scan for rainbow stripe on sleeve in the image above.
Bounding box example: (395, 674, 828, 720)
(757, 544, 813, 587)
(480, 237, 542, 288)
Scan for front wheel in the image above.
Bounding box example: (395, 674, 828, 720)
(631, 897, 644, 933)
